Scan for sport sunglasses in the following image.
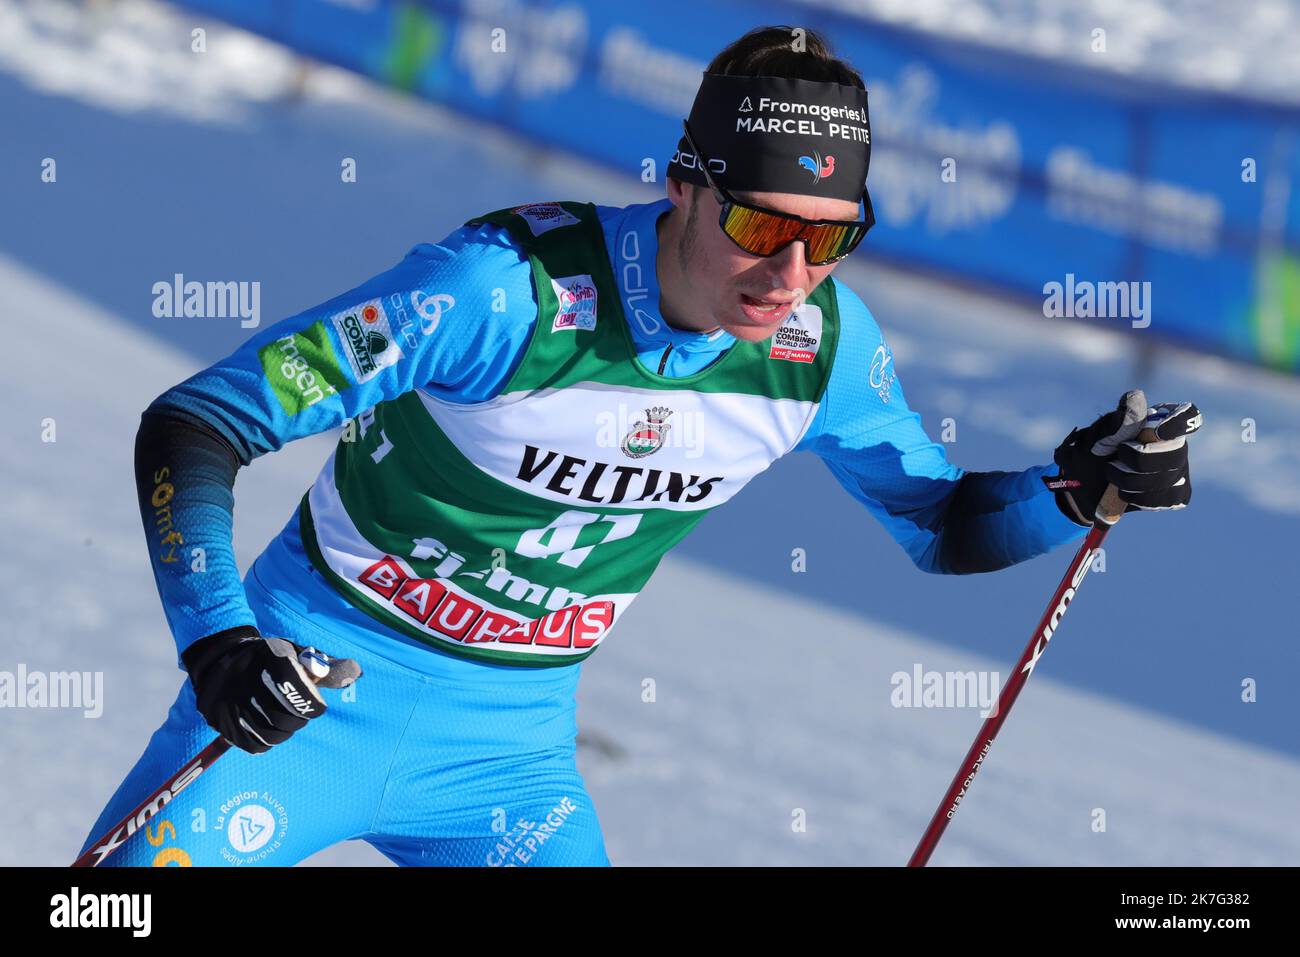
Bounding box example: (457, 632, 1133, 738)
(681, 120, 875, 266)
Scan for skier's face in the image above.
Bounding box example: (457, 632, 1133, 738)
(664, 180, 861, 342)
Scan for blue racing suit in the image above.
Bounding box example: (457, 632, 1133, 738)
(78, 198, 1085, 866)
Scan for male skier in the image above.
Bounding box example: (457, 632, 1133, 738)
(79, 26, 1197, 867)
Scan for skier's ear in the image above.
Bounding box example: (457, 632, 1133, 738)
(666, 176, 693, 210)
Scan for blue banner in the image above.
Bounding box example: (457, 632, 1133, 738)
(173, 0, 1300, 371)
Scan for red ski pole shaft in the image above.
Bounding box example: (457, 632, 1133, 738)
(72, 736, 230, 867)
(907, 481, 1133, 867)
(72, 645, 346, 867)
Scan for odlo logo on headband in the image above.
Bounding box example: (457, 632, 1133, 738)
(670, 148, 727, 176)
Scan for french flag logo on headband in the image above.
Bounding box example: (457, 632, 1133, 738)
(798, 152, 835, 182)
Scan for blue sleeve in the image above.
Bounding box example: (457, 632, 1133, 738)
(140, 222, 538, 660)
(795, 278, 1086, 574)
(155, 222, 538, 455)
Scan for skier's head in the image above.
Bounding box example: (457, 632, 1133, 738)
(661, 26, 874, 342)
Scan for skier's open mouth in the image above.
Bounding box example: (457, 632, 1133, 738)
(738, 293, 793, 325)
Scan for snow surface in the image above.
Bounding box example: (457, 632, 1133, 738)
(4, 253, 1298, 867)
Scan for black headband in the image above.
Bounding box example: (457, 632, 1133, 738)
(667, 73, 872, 204)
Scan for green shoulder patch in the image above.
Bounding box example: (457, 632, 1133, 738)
(258, 322, 352, 416)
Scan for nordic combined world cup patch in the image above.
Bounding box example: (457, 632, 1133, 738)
(769, 304, 823, 363)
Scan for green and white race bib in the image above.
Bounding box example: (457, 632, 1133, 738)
(299, 202, 841, 666)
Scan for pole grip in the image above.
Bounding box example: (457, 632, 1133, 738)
(1092, 426, 1159, 526)
(1094, 484, 1125, 525)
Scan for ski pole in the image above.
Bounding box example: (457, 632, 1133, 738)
(906, 472, 1143, 867)
(73, 645, 350, 867)
(73, 737, 231, 867)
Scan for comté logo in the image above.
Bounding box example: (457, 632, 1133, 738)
(358, 556, 614, 651)
(341, 314, 380, 376)
(329, 299, 402, 384)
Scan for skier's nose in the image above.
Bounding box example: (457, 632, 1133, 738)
(765, 240, 809, 295)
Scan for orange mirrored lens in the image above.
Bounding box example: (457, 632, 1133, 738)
(805, 223, 854, 263)
(722, 205, 802, 251)
(721, 204, 859, 265)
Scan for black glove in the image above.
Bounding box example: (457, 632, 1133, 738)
(182, 626, 361, 755)
(1045, 389, 1203, 526)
